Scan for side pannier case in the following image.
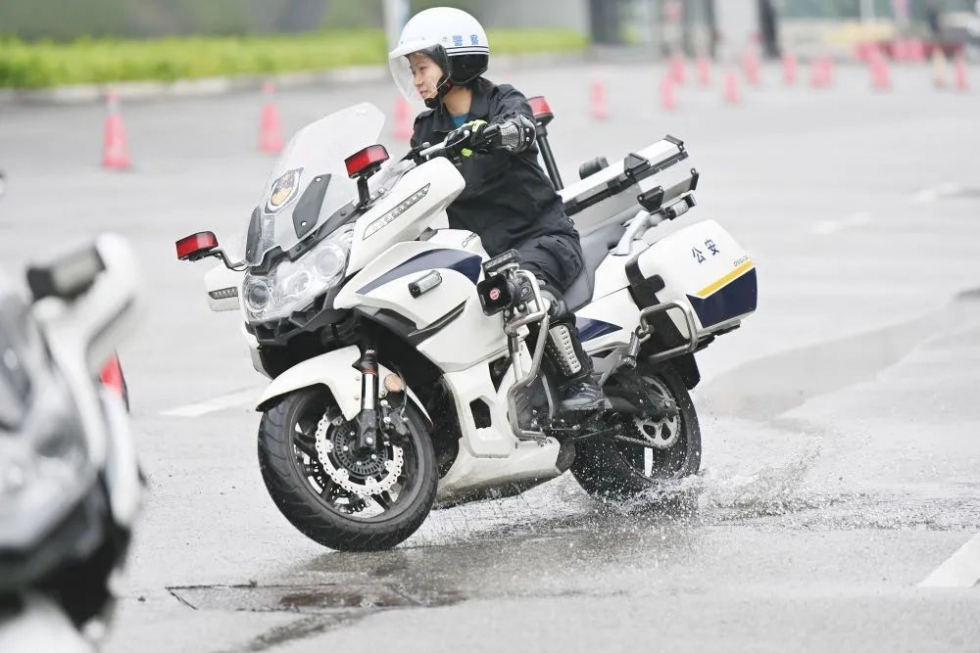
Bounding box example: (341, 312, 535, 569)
(627, 219, 758, 344)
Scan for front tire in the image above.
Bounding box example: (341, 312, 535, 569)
(571, 364, 701, 501)
(258, 387, 437, 552)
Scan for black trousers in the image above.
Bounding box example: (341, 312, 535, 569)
(514, 232, 584, 297)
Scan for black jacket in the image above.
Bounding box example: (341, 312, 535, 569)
(411, 79, 578, 258)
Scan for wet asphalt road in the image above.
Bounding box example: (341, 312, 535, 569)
(1, 58, 979, 651)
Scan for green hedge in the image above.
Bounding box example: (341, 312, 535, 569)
(0, 29, 588, 89)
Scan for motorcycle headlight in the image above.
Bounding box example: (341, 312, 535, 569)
(313, 241, 347, 280)
(244, 278, 272, 313)
(244, 225, 354, 323)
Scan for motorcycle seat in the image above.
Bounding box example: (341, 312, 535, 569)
(563, 221, 625, 313)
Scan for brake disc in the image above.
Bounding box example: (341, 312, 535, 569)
(314, 414, 404, 497)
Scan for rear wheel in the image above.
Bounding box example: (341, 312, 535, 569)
(571, 364, 701, 501)
(258, 387, 437, 551)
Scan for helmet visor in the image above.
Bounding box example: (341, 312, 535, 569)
(388, 41, 450, 107)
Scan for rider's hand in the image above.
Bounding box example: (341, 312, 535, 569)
(445, 119, 489, 155)
(495, 114, 536, 154)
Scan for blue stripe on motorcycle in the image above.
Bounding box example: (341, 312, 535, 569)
(686, 268, 758, 328)
(576, 317, 622, 342)
(357, 249, 482, 295)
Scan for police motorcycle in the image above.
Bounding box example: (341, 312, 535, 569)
(175, 99, 757, 552)
(0, 234, 144, 652)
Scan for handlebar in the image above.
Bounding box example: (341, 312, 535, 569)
(416, 123, 502, 161)
(419, 139, 449, 159)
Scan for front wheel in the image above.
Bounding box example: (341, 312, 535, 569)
(571, 364, 701, 501)
(258, 387, 438, 552)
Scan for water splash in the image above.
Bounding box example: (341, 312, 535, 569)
(697, 445, 824, 518)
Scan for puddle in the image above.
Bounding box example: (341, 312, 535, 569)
(171, 582, 464, 653)
(169, 582, 462, 612)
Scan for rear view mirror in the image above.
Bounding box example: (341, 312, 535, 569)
(27, 244, 106, 301)
(0, 171, 6, 199)
(176, 232, 219, 262)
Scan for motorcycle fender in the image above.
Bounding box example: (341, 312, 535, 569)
(255, 345, 430, 423)
(670, 353, 701, 390)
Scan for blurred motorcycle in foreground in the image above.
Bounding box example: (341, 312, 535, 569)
(0, 234, 144, 652)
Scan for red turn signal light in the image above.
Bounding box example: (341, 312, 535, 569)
(528, 96, 554, 125)
(176, 231, 218, 261)
(345, 145, 389, 179)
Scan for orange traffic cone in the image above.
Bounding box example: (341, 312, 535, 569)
(782, 52, 798, 85)
(893, 39, 911, 62)
(908, 39, 925, 63)
(661, 75, 678, 111)
(393, 95, 414, 140)
(743, 49, 762, 86)
(723, 68, 741, 105)
(871, 52, 891, 91)
(854, 42, 873, 63)
(590, 71, 609, 120)
(810, 57, 831, 88)
(823, 56, 836, 86)
(697, 55, 712, 87)
(102, 92, 130, 171)
(955, 54, 970, 92)
(259, 81, 283, 154)
(670, 53, 687, 85)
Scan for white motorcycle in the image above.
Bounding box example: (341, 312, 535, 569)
(0, 235, 144, 651)
(176, 98, 757, 552)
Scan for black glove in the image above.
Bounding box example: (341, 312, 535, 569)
(445, 119, 489, 153)
(494, 114, 537, 154)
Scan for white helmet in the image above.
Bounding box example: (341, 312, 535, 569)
(388, 7, 490, 108)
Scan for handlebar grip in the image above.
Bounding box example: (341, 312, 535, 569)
(477, 124, 501, 148)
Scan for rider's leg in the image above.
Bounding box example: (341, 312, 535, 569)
(515, 236, 610, 416)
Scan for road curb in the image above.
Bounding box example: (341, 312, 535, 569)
(0, 51, 588, 106)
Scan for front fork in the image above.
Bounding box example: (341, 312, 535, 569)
(352, 347, 411, 452)
(352, 348, 380, 451)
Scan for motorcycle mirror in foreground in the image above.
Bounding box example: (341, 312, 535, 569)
(26, 244, 105, 301)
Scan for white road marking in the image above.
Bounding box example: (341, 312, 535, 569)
(914, 182, 962, 204)
(810, 211, 873, 236)
(918, 532, 980, 588)
(161, 387, 261, 417)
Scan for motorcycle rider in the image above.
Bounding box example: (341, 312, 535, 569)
(388, 7, 610, 417)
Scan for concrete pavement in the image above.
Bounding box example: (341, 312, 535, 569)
(1, 59, 978, 652)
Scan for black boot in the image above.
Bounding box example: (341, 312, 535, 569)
(544, 313, 611, 417)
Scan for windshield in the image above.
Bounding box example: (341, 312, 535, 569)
(245, 103, 386, 266)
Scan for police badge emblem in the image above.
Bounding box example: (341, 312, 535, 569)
(266, 168, 303, 214)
